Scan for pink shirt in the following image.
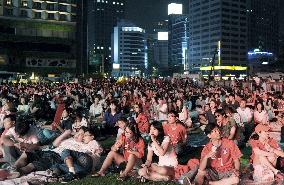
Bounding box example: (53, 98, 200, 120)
(5, 126, 39, 144)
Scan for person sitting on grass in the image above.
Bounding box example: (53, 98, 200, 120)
(249, 124, 284, 183)
(138, 121, 178, 182)
(162, 111, 187, 155)
(194, 124, 242, 185)
(115, 117, 127, 140)
(92, 123, 145, 181)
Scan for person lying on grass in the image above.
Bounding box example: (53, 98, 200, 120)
(52, 127, 103, 182)
(138, 121, 177, 182)
(92, 123, 144, 181)
(249, 124, 284, 183)
(194, 123, 242, 185)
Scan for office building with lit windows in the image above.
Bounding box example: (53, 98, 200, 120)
(153, 32, 169, 74)
(111, 20, 147, 77)
(0, 0, 77, 74)
(168, 3, 189, 74)
(88, 0, 125, 74)
(247, 0, 279, 59)
(188, 0, 247, 74)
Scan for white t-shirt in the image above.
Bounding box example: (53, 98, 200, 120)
(157, 104, 168, 121)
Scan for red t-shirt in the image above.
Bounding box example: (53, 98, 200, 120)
(136, 113, 149, 134)
(249, 138, 280, 161)
(201, 138, 242, 172)
(118, 135, 145, 160)
(52, 103, 65, 130)
(163, 123, 187, 146)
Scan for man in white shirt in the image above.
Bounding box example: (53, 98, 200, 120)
(236, 99, 253, 141)
(2, 118, 40, 165)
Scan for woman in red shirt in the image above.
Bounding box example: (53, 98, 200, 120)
(134, 103, 149, 136)
(92, 123, 145, 181)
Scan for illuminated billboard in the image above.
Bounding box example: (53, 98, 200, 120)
(158, 32, 168, 40)
(168, 3, 182, 15)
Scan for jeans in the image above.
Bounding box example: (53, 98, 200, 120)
(37, 129, 59, 145)
(3, 145, 22, 165)
(54, 149, 93, 176)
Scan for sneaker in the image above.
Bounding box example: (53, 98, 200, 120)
(61, 172, 77, 183)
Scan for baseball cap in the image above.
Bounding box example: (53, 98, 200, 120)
(255, 124, 270, 133)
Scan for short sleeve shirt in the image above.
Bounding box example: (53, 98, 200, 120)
(200, 138, 242, 172)
(163, 123, 187, 146)
(249, 138, 280, 161)
(118, 135, 145, 160)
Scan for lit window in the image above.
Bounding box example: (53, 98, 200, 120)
(106, 1, 108, 3)
(121, 2, 123, 5)
(22, 1, 28, 7)
(102, 0, 104, 2)
(116, 2, 119, 4)
(101, 47, 104, 49)
(6, 0, 12, 5)
(97, 46, 100, 49)
(113, 1, 115, 4)
(97, 0, 100, 2)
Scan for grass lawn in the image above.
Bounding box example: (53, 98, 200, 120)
(49, 137, 251, 185)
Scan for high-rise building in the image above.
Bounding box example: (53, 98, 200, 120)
(112, 20, 147, 77)
(168, 3, 189, 74)
(247, 0, 279, 58)
(0, 0, 77, 74)
(153, 32, 169, 74)
(88, 0, 125, 74)
(188, 0, 247, 74)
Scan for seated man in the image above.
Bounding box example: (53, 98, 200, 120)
(249, 124, 284, 183)
(2, 117, 40, 165)
(195, 124, 242, 185)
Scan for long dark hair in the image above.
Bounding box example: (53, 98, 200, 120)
(149, 121, 165, 145)
(126, 122, 141, 143)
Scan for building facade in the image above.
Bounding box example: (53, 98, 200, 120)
(153, 32, 169, 75)
(112, 20, 147, 77)
(0, 0, 77, 74)
(167, 3, 189, 74)
(188, 0, 247, 74)
(168, 14, 189, 74)
(247, 0, 279, 60)
(88, 0, 125, 74)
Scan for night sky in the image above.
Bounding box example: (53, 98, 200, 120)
(125, 0, 187, 33)
(126, 0, 284, 35)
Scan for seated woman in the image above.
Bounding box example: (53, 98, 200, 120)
(133, 103, 149, 137)
(92, 123, 144, 181)
(138, 121, 178, 182)
(249, 124, 284, 183)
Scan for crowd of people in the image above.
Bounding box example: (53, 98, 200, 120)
(0, 76, 283, 184)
